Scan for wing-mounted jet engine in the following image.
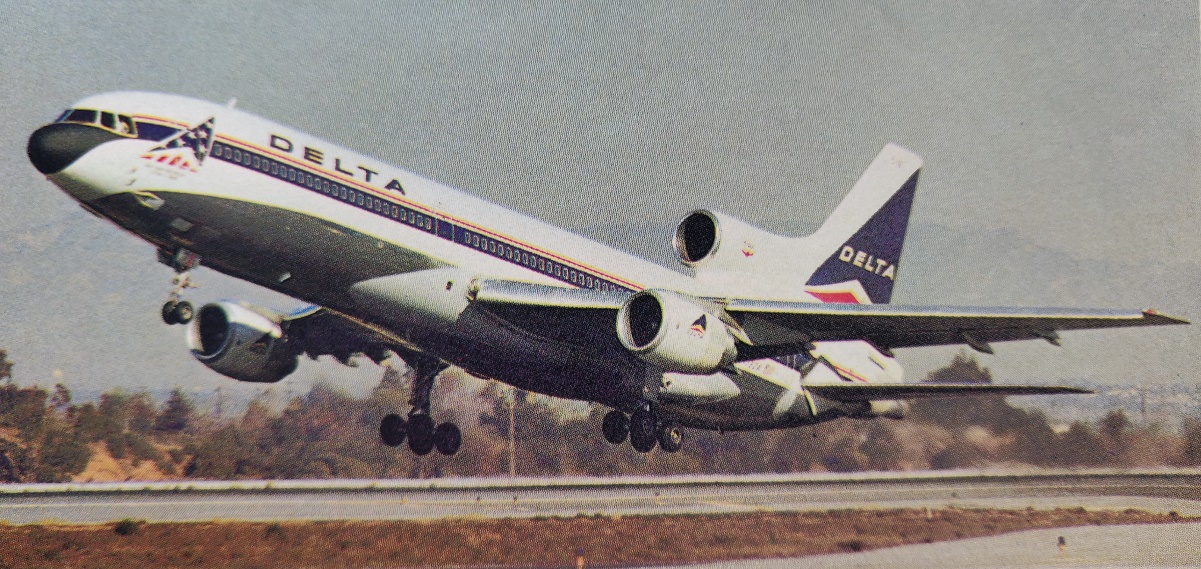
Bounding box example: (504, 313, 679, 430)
(187, 301, 299, 383)
(615, 289, 737, 374)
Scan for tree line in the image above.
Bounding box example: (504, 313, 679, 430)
(1, 350, 1200, 482)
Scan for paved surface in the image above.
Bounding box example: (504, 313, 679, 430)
(680, 523, 1201, 568)
(1, 472, 1200, 524)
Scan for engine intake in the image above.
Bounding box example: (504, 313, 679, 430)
(673, 209, 793, 273)
(674, 211, 720, 265)
(616, 290, 736, 374)
(188, 302, 299, 383)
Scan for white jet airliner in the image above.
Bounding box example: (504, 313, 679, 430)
(27, 92, 1186, 456)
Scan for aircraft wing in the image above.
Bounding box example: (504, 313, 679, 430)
(469, 279, 1187, 360)
(726, 300, 1187, 360)
(281, 305, 417, 362)
(804, 382, 1091, 402)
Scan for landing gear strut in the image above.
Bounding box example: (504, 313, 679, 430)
(602, 404, 682, 453)
(378, 354, 462, 456)
(161, 248, 199, 326)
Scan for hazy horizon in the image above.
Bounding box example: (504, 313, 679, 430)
(2, 3, 1199, 414)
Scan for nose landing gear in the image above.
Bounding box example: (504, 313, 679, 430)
(160, 248, 200, 325)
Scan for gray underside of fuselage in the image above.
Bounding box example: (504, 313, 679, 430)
(85, 190, 657, 410)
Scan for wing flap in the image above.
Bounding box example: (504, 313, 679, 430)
(806, 382, 1092, 402)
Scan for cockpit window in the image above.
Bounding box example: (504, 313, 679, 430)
(58, 108, 137, 137)
(116, 115, 135, 135)
(63, 109, 97, 124)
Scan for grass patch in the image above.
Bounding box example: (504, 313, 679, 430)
(0, 508, 1191, 568)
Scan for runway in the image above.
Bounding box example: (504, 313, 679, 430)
(2, 470, 1200, 525)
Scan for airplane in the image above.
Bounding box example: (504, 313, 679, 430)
(27, 92, 1187, 456)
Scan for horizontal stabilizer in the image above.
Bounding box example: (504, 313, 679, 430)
(806, 382, 1092, 402)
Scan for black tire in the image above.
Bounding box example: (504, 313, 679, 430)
(601, 410, 629, 445)
(658, 424, 683, 453)
(629, 408, 657, 453)
(433, 422, 462, 456)
(173, 301, 194, 324)
(407, 414, 435, 456)
(379, 413, 406, 447)
(161, 301, 179, 325)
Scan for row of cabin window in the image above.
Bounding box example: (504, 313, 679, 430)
(215, 144, 434, 232)
(462, 230, 611, 290)
(215, 143, 615, 292)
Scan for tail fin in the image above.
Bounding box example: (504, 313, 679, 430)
(800, 144, 922, 304)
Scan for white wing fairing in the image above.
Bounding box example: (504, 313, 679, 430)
(27, 91, 1189, 456)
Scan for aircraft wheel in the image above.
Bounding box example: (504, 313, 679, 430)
(161, 301, 179, 325)
(629, 408, 657, 453)
(658, 423, 683, 453)
(407, 414, 435, 456)
(379, 413, 407, 447)
(173, 301, 194, 324)
(601, 410, 629, 444)
(433, 422, 462, 456)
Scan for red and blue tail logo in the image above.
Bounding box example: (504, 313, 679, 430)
(804, 170, 919, 304)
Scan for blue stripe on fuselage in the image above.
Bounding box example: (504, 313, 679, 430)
(206, 139, 635, 294)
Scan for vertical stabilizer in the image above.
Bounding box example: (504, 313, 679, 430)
(799, 144, 922, 304)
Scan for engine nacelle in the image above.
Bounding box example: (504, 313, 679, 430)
(659, 371, 741, 404)
(187, 302, 299, 383)
(674, 209, 792, 271)
(616, 289, 736, 374)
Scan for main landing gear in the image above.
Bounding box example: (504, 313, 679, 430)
(602, 404, 682, 453)
(379, 355, 462, 456)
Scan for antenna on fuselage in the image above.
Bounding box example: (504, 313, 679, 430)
(226, 97, 237, 109)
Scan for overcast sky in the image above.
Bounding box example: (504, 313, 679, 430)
(1, 2, 1199, 405)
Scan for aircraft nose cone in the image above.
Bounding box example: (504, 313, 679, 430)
(27, 122, 124, 175)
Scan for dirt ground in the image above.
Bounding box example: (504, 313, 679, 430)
(0, 507, 1191, 569)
